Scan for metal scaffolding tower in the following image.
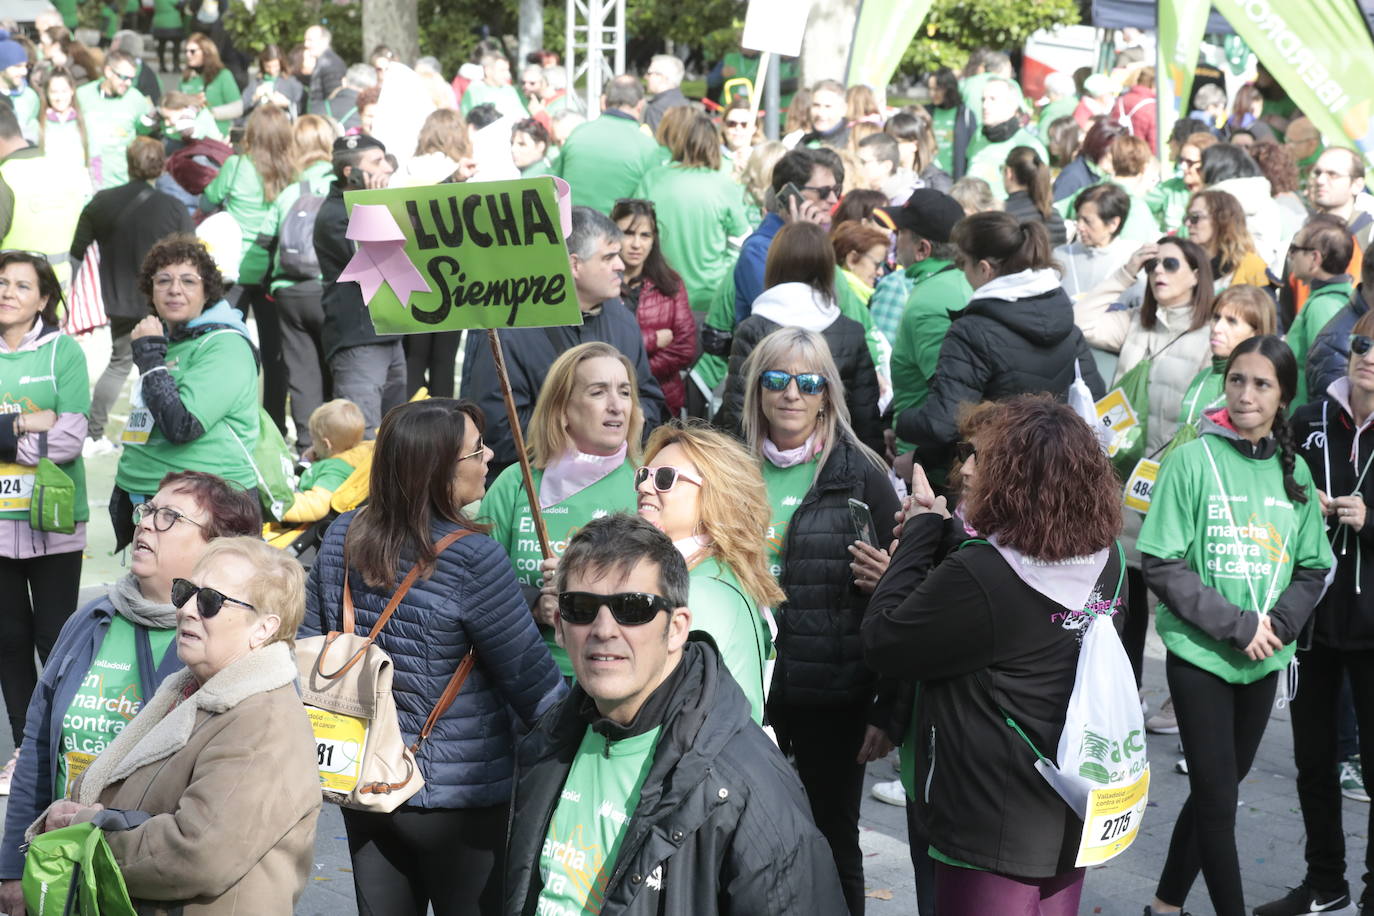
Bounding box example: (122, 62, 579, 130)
(566, 0, 625, 113)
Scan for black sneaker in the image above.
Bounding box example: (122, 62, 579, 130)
(1142, 907, 1191, 916)
(1253, 883, 1351, 915)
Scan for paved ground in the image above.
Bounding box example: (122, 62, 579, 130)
(0, 330, 1368, 914)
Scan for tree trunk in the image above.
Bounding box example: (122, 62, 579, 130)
(799, 0, 859, 85)
(364, 0, 420, 65)
(518, 0, 544, 66)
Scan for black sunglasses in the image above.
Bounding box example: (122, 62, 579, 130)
(955, 442, 977, 463)
(1352, 334, 1374, 357)
(1144, 256, 1183, 273)
(759, 369, 827, 395)
(557, 591, 673, 626)
(171, 577, 256, 618)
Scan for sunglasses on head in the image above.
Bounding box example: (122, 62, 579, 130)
(1352, 334, 1374, 357)
(759, 369, 827, 395)
(171, 578, 256, 618)
(634, 465, 703, 492)
(1145, 256, 1183, 273)
(557, 591, 672, 626)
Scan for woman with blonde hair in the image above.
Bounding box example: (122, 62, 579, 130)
(391, 107, 473, 188)
(257, 113, 339, 455)
(636, 422, 785, 722)
(741, 139, 786, 222)
(481, 341, 643, 677)
(741, 324, 900, 915)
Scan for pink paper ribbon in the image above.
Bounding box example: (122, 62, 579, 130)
(552, 176, 573, 237)
(339, 203, 432, 307)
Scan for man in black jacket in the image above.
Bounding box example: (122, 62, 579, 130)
(71, 136, 192, 452)
(504, 514, 845, 916)
(461, 206, 664, 483)
(1307, 244, 1374, 399)
(314, 134, 403, 437)
(303, 24, 346, 116)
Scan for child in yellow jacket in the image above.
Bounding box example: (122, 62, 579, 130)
(283, 399, 369, 523)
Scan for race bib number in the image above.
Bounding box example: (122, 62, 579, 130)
(122, 379, 155, 444)
(1095, 389, 1138, 458)
(64, 751, 96, 798)
(0, 461, 34, 510)
(1123, 459, 1161, 514)
(1075, 765, 1149, 867)
(304, 705, 368, 793)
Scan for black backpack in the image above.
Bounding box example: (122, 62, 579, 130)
(277, 180, 326, 280)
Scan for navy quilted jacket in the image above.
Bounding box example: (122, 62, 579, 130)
(303, 510, 566, 810)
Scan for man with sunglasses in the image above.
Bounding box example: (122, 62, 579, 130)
(505, 513, 845, 915)
(77, 50, 154, 190)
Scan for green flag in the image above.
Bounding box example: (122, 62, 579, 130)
(1155, 0, 1211, 162)
(340, 176, 583, 334)
(845, 0, 934, 93)
(1211, 0, 1374, 162)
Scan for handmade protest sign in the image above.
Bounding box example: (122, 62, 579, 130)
(341, 176, 581, 333)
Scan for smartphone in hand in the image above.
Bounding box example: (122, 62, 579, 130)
(848, 498, 876, 547)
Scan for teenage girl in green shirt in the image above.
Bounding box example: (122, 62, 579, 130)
(180, 32, 240, 133)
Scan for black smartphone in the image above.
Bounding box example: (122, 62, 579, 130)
(848, 498, 876, 547)
(778, 181, 806, 214)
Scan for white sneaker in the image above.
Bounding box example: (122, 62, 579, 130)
(0, 749, 18, 795)
(871, 778, 907, 807)
(1147, 696, 1179, 734)
(82, 436, 120, 458)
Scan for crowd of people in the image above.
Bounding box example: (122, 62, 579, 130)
(0, 12, 1365, 916)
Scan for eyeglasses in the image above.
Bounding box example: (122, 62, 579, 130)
(1351, 334, 1374, 357)
(1184, 212, 1208, 225)
(557, 590, 672, 626)
(634, 465, 703, 492)
(457, 440, 486, 461)
(1144, 256, 1184, 273)
(759, 369, 827, 395)
(1180, 157, 1201, 169)
(132, 502, 205, 532)
(955, 442, 977, 463)
(803, 184, 840, 201)
(171, 578, 257, 618)
(1289, 245, 1316, 255)
(153, 273, 202, 291)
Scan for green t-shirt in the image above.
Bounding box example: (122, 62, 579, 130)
(8, 86, 39, 141)
(1181, 362, 1226, 430)
(1145, 175, 1192, 234)
(688, 556, 770, 723)
(180, 68, 240, 134)
(966, 128, 1048, 199)
(0, 334, 90, 523)
(1138, 433, 1332, 683)
(77, 81, 152, 190)
(480, 460, 638, 677)
(761, 457, 815, 580)
(56, 616, 177, 798)
(460, 81, 528, 120)
(298, 455, 354, 493)
(1038, 96, 1078, 130)
(927, 105, 957, 174)
(634, 165, 751, 314)
(203, 155, 273, 286)
(554, 115, 665, 214)
(116, 326, 260, 496)
(889, 259, 972, 447)
(537, 725, 662, 913)
(1288, 279, 1354, 407)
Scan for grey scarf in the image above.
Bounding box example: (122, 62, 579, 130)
(107, 572, 179, 630)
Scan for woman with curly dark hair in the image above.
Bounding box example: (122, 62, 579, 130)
(864, 395, 1127, 915)
(1140, 335, 1331, 916)
(111, 234, 260, 553)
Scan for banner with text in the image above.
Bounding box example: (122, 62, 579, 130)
(341, 176, 582, 334)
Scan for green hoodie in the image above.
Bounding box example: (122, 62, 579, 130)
(1288, 276, 1355, 407)
(1139, 415, 1332, 684)
(888, 258, 972, 451)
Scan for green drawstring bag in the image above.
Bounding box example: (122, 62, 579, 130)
(30, 434, 76, 534)
(22, 822, 137, 916)
(229, 407, 297, 522)
(1095, 358, 1151, 482)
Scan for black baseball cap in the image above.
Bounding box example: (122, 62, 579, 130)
(875, 189, 964, 242)
(333, 134, 387, 155)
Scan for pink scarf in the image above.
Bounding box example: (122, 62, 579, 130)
(538, 443, 627, 509)
(762, 432, 823, 468)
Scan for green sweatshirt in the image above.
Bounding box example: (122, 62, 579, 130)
(202, 155, 273, 286)
(480, 460, 639, 677)
(888, 258, 972, 451)
(761, 457, 815, 580)
(0, 333, 89, 523)
(688, 556, 770, 723)
(554, 114, 664, 214)
(1145, 175, 1192, 233)
(634, 165, 751, 314)
(180, 68, 240, 134)
(77, 81, 152, 189)
(965, 128, 1047, 199)
(1288, 277, 1355, 407)
(1138, 430, 1332, 684)
(260, 160, 334, 292)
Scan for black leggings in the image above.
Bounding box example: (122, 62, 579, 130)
(341, 804, 506, 916)
(1155, 653, 1278, 916)
(403, 331, 462, 398)
(774, 700, 869, 915)
(1123, 566, 1149, 687)
(1289, 643, 1374, 905)
(0, 551, 83, 744)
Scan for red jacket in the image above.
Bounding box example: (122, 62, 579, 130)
(632, 275, 697, 416)
(1111, 85, 1157, 150)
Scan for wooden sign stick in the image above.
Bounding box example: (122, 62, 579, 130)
(486, 328, 553, 560)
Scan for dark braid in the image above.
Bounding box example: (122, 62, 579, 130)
(1273, 405, 1308, 504)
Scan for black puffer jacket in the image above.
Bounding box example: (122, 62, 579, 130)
(714, 313, 885, 456)
(1306, 286, 1371, 402)
(504, 640, 846, 915)
(1293, 389, 1374, 649)
(896, 272, 1104, 470)
(1003, 190, 1067, 246)
(768, 433, 900, 712)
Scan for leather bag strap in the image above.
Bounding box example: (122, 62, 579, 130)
(317, 528, 471, 680)
(409, 648, 477, 754)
